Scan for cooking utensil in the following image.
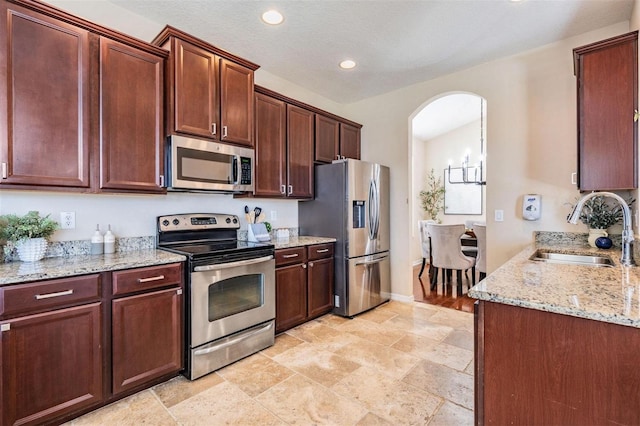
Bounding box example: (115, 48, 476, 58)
(257, 212, 266, 223)
(244, 205, 251, 223)
(253, 207, 262, 223)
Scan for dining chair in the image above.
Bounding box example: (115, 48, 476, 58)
(417, 220, 436, 277)
(427, 223, 476, 291)
(474, 223, 487, 280)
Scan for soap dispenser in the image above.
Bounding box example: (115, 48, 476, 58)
(91, 224, 104, 255)
(104, 225, 115, 254)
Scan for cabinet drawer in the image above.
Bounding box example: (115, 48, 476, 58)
(112, 263, 182, 296)
(308, 243, 334, 260)
(276, 247, 307, 267)
(0, 274, 101, 319)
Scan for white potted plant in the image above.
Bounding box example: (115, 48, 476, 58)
(0, 211, 59, 262)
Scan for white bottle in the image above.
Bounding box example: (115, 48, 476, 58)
(91, 224, 104, 255)
(104, 225, 115, 254)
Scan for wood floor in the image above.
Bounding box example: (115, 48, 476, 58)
(412, 263, 476, 313)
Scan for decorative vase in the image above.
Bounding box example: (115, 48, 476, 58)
(16, 237, 48, 262)
(595, 236, 613, 249)
(588, 229, 608, 248)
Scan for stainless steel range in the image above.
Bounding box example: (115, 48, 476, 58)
(157, 213, 275, 380)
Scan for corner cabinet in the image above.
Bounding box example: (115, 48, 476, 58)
(275, 243, 334, 334)
(574, 31, 638, 191)
(153, 26, 258, 147)
(0, 0, 168, 194)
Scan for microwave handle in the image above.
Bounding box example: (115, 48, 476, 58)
(232, 156, 238, 184)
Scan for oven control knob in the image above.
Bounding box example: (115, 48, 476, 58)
(226, 217, 231, 224)
(162, 219, 170, 227)
(232, 217, 238, 224)
(172, 219, 180, 226)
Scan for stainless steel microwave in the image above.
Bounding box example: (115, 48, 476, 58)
(166, 135, 254, 193)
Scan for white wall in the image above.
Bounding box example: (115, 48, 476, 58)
(344, 22, 630, 300)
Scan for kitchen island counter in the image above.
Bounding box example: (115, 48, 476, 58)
(469, 241, 640, 328)
(0, 249, 186, 286)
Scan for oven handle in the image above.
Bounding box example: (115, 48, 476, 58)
(193, 321, 274, 355)
(193, 255, 274, 272)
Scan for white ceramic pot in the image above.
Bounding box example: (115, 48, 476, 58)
(16, 237, 48, 262)
(588, 229, 608, 248)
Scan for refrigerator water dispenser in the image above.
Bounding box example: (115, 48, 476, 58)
(353, 200, 366, 228)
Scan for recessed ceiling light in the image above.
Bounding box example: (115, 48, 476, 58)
(261, 10, 284, 25)
(339, 59, 356, 70)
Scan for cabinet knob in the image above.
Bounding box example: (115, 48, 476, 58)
(302, 264, 307, 269)
(309, 262, 314, 267)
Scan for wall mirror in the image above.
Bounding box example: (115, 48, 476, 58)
(444, 167, 483, 215)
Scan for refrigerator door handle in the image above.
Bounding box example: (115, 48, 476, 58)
(368, 178, 380, 240)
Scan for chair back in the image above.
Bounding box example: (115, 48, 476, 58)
(418, 220, 435, 258)
(474, 223, 487, 274)
(427, 223, 475, 270)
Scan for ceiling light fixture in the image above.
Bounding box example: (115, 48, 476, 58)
(261, 10, 284, 25)
(339, 59, 356, 70)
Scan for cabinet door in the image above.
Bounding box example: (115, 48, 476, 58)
(286, 105, 314, 199)
(0, 3, 90, 188)
(315, 115, 340, 163)
(173, 38, 218, 139)
(275, 263, 307, 333)
(1, 303, 103, 426)
(307, 257, 334, 319)
(255, 93, 287, 197)
(99, 38, 165, 193)
(220, 58, 254, 147)
(340, 123, 361, 160)
(576, 32, 638, 190)
(112, 287, 182, 395)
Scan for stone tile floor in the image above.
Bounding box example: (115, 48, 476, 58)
(66, 301, 474, 425)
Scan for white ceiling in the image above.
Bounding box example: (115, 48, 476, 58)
(107, 0, 634, 104)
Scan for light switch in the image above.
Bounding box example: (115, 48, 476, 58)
(495, 209, 504, 222)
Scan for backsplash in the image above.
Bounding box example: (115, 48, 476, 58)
(534, 231, 623, 247)
(1, 228, 300, 263)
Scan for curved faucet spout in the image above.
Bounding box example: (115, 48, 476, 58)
(568, 191, 634, 266)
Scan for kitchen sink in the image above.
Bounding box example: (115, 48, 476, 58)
(528, 250, 614, 267)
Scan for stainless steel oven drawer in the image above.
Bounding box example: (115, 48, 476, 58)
(189, 320, 274, 380)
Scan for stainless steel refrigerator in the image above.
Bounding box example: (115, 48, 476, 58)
(299, 159, 390, 317)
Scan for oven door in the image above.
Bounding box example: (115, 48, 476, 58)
(190, 255, 275, 348)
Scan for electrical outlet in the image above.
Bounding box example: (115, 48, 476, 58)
(60, 211, 75, 229)
(494, 209, 504, 222)
(270, 210, 277, 221)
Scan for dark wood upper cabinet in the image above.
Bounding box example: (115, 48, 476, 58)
(315, 115, 340, 163)
(339, 122, 361, 160)
(0, 0, 168, 194)
(99, 37, 165, 193)
(574, 31, 638, 191)
(0, 2, 91, 188)
(153, 26, 258, 147)
(287, 104, 315, 199)
(254, 92, 287, 197)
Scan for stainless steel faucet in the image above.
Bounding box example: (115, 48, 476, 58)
(567, 191, 634, 266)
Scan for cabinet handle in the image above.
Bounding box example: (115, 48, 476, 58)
(35, 289, 73, 300)
(280, 185, 286, 194)
(288, 185, 293, 195)
(222, 126, 228, 138)
(177, 289, 183, 295)
(137, 275, 165, 283)
(211, 123, 217, 135)
(159, 175, 165, 187)
(302, 264, 307, 269)
(1, 162, 6, 179)
(316, 249, 329, 253)
(571, 172, 577, 185)
(1, 324, 9, 332)
(309, 262, 314, 267)
(282, 253, 299, 258)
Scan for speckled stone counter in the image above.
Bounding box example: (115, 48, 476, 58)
(0, 250, 185, 286)
(273, 236, 336, 250)
(468, 239, 640, 328)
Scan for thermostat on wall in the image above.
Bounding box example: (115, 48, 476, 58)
(523, 194, 541, 221)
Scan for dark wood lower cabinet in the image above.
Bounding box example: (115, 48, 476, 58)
(112, 287, 182, 395)
(275, 243, 334, 333)
(1, 303, 104, 426)
(475, 301, 640, 425)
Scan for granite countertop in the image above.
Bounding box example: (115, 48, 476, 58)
(273, 236, 336, 250)
(0, 250, 186, 286)
(469, 242, 640, 329)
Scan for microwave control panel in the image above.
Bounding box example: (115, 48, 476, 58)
(240, 157, 252, 184)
